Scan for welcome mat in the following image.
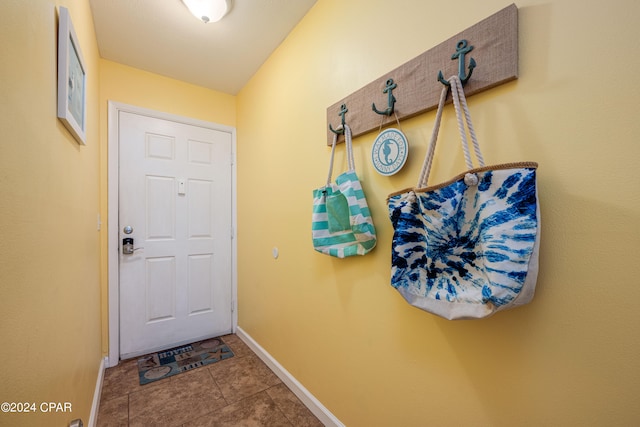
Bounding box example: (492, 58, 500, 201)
(137, 336, 234, 385)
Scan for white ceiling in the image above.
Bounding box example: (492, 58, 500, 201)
(89, 0, 318, 95)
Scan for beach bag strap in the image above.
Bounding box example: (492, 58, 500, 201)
(417, 76, 486, 187)
(326, 125, 355, 186)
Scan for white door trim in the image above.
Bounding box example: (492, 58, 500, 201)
(107, 101, 237, 367)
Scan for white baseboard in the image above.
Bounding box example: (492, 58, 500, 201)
(235, 327, 344, 427)
(88, 356, 107, 427)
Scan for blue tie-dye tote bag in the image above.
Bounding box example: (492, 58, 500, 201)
(312, 125, 377, 257)
(387, 76, 540, 319)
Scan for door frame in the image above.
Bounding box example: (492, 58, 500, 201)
(107, 101, 237, 367)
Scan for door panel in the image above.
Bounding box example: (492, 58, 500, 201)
(188, 254, 214, 314)
(146, 175, 176, 239)
(119, 111, 233, 359)
(146, 256, 176, 322)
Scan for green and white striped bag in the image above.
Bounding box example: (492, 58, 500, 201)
(312, 125, 377, 257)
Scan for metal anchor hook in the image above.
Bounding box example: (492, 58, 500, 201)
(372, 78, 397, 116)
(329, 104, 348, 135)
(438, 39, 477, 86)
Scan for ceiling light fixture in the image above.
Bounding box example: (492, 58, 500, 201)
(182, 0, 232, 24)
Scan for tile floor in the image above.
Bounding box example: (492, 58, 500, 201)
(97, 334, 324, 426)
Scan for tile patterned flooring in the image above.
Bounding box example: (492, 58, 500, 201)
(97, 334, 324, 426)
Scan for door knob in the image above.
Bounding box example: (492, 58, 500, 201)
(122, 237, 143, 255)
(122, 238, 134, 254)
(123, 225, 133, 234)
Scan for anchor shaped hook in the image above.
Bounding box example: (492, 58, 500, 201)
(438, 39, 476, 86)
(329, 104, 348, 135)
(372, 78, 397, 116)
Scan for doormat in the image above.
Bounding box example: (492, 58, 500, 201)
(137, 336, 234, 385)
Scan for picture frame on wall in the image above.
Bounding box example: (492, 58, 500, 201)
(57, 6, 86, 145)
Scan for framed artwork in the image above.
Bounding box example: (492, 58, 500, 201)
(57, 6, 86, 145)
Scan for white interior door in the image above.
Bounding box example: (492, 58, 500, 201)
(118, 111, 233, 359)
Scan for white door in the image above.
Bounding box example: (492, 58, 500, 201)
(118, 111, 233, 359)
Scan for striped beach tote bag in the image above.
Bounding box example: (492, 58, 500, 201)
(312, 125, 377, 257)
(387, 76, 540, 319)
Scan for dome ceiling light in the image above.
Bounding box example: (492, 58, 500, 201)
(182, 0, 232, 23)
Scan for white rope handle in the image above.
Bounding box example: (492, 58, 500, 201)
(450, 76, 485, 169)
(326, 131, 338, 186)
(417, 84, 449, 187)
(325, 124, 355, 186)
(344, 124, 355, 172)
(417, 75, 485, 187)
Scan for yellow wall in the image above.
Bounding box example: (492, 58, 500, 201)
(0, 1, 102, 425)
(97, 60, 236, 353)
(237, 0, 640, 425)
(3, 0, 640, 426)
(98, 60, 236, 128)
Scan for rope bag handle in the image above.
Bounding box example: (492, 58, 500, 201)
(326, 124, 355, 186)
(417, 76, 485, 188)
